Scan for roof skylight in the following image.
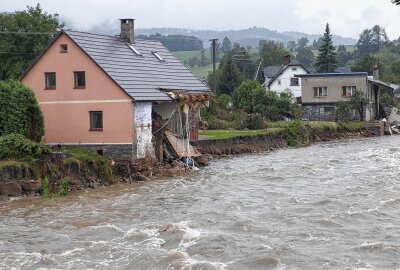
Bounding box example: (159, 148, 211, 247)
(152, 51, 165, 62)
(127, 44, 142, 56)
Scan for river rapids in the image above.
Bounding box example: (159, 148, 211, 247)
(1, 136, 400, 269)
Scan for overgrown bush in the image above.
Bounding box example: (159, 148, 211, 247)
(0, 80, 44, 142)
(243, 114, 266, 130)
(207, 117, 231, 130)
(282, 120, 311, 147)
(0, 134, 49, 159)
(232, 80, 300, 121)
(335, 101, 350, 122)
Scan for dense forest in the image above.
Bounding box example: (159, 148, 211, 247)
(136, 33, 203, 51)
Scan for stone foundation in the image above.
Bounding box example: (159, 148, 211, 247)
(63, 144, 135, 161)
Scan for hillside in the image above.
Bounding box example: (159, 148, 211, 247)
(87, 24, 357, 48)
(136, 27, 357, 47)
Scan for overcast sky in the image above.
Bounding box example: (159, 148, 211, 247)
(3, 0, 400, 39)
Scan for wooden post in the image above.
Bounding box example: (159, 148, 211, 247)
(127, 163, 133, 184)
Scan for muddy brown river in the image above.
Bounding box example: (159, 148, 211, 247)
(1, 136, 400, 269)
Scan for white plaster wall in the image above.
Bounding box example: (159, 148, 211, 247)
(134, 101, 154, 158)
(267, 66, 308, 98)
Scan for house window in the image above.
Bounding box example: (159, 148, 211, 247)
(342, 86, 357, 97)
(313, 87, 328, 97)
(152, 51, 165, 62)
(324, 106, 335, 113)
(127, 44, 142, 55)
(277, 79, 281, 85)
(74, 71, 86, 88)
(290, 77, 299, 86)
(89, 111, 103, 131)
(60, 44, 68, 53)
(292, 67, 297, 71)
(45, 72, 56, 89)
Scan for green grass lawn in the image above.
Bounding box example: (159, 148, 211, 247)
(173, 50, 211, 62)
(172, 51, 215, 79)
(199, 128, 283, 140)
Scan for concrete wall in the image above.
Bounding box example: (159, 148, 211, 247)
(302, 104, 359, 121)
(267, 65, 308, 98)
(134, 101, 154, 158)
(301, 75, 368, 103)
(21, 33, 134, 145)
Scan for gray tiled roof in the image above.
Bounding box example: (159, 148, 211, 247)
(263, 66, 282, 78)
(306, 66, 352, 74)
(262, 60, 303, 79)
(65, 30, 210, 101)
(263, 60, 309, 88)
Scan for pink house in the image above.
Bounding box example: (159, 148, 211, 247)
(21, 19, 210, 160)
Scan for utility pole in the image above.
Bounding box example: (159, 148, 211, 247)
(254, 59, 262, 80)
(209, 38, 218, 93)
(232, 49, 248, 78)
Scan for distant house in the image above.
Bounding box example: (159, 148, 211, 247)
(295, 71, 399, 121)
(263, 55, 309, 99)
(21, 19, 210, 160)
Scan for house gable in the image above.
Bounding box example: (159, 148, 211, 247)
(21, 32, 134, 145)
(267, 64, 309, 98)
(21, 32, 132, 102)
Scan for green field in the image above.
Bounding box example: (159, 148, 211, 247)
(173, 50, 212, 61)
(173, 50, 214, 79)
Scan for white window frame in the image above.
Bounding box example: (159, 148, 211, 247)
(342, 86, 357, 97)
(313, 87, 328, 97)
(127, 44, 142, 56)
(290, 77, 299, 86)
(152, 51, 165, 62)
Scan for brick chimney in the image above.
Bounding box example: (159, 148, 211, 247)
(372, 65, 379, 80)
(283, 55, 291, 65)
(120, 19, 135, 43)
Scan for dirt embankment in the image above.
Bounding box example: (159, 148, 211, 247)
(0, 155, 193, 200)
(192, 125, 382, 156)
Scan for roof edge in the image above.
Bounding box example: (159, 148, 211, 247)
(20, 31, 64, 80)
(295, 72, 368, 78)
(267, 62, 309, 88)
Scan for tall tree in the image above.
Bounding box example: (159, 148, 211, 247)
(371, 25, 388, 51)
(356, 25, 388, 55)
(215, 55, 243, 95)
(0, 4, 64, 80)
(259, 40, 290, 67)
(315, 23, 338, 73)
(296, 47, 315, 67)
(351, 54, 379, 75)
(287, 41, 297, 52)
(221, 36, 232, 54)
(356, 29, 373, 55)
(337, 45, 352, 66)
(297, 37, 309, 49)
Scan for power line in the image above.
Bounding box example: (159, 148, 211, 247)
(0, 52, 38, 55)
(0, 31, 56, 35)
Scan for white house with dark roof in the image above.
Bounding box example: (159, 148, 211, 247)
(263, 55, 309, 99)
(21, 19, 210, 160)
